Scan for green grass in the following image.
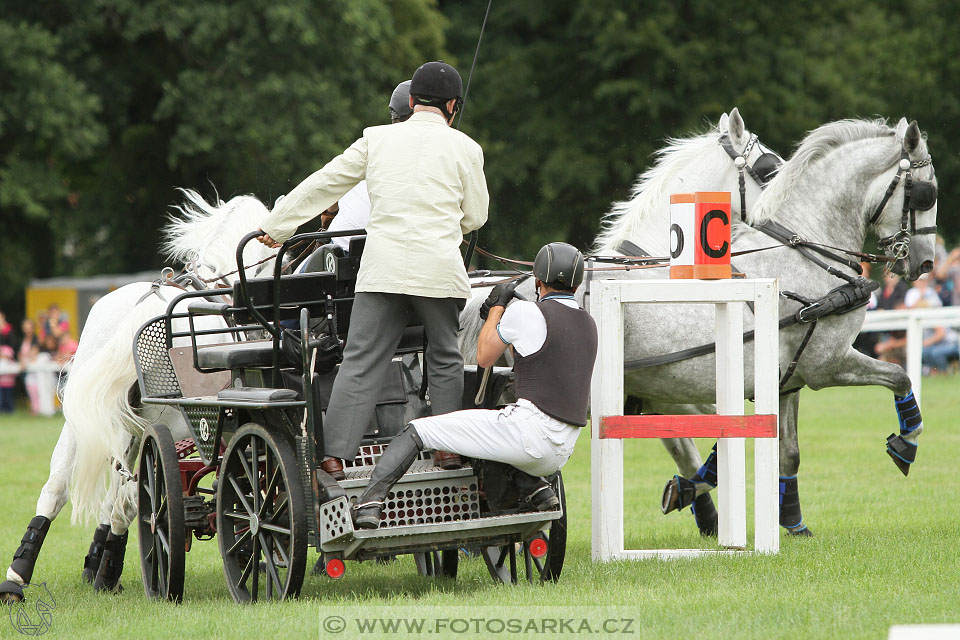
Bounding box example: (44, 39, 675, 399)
(1, 380, 958, 639)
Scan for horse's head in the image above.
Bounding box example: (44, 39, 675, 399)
(162, 189, 278, 286)
(870, 119, 938, 281)
(720, 107, 784, 190)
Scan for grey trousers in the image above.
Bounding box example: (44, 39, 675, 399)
(323, 292, 465, 459)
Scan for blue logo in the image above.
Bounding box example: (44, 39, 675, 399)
(8, 582, 56, 636)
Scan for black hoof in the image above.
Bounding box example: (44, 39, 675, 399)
(0, 580, 25, 604)
(93, 531, 128, 593)
(786, 524, 813, 537)
(886, 434, 916, 477)
(661, 475, 697, 514)
(692, 493, 718, 537)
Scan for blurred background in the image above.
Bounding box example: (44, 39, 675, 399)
(0, 0, 956, 320)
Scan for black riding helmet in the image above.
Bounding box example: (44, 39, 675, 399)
(388, 80, 413, 122)
(533, 242, 585, 290)
(410, 61, 463, 120)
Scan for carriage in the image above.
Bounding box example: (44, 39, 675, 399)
(131, 229, 565, 602)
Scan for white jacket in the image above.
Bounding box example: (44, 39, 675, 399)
(260, 111, 489, 298)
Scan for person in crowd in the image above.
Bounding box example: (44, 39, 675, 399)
(932, 246, 960, 306)
(18, 320, 41, 414)
(873, 271, 910, 365)
(256, 61, 488, 478)
(904, 274, 959, 374)
(0, 345, 17, 413)
(0, 310, 15, 348)
(352, 243, 597, 529)
(40, 303, 69, 340)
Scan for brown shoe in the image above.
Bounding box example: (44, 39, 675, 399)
(432, 450, 462, 470)
(320, 457, 345, 481)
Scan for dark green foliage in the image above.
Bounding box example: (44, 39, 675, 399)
(0, 0, 957, 313)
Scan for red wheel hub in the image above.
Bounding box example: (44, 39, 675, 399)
(529, 537, 548, 559)
(325, 558, 345, 579)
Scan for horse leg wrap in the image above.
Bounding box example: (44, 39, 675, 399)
(93, 531, 128, 593)
(691, 493, 718, 537)
(887, 391, 922, 476)
(694, 443, 719, 488)
(779, 476, 811, 536)
(661, 475, 697, 514)
(9, 516, 51, 587)
(82, 524, 110, 584)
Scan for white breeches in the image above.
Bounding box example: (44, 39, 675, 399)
(412, 398, 581, 478)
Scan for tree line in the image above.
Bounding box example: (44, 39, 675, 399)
(1, 0, 955, 315)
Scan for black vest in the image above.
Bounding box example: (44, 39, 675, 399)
(513, 300, 598, 427)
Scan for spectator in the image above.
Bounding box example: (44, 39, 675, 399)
(870, 271, 910, 363)
(905, 274, 959, 375)
(932, 246, 960, 306)
(40, 303, 69, 340)
(0, 345, 16, 413)
(0, 311, 15, 348)
(18, 320, 42, 414)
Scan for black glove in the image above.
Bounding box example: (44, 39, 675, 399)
(479, 281, 518, 320)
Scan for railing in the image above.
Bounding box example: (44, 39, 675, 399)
(0, 357, 71, 416)
(860, 306, 960, 405)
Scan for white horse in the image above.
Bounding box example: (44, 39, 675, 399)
(461, 108, 784, 534)
(1, 190, 278, 602)
(462, 117, 936, 538)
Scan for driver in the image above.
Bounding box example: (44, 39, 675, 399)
(256, 61, 488, 479)
(352, 243, 598, 529)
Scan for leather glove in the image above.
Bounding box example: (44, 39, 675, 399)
(479, 281, 518, 320)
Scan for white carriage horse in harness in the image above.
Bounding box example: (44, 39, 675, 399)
(0, 191, 280, 603)
(463, 116, 936, 538)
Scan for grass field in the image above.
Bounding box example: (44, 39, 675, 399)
(1, 380, 958, 639)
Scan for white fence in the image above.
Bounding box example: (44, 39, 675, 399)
(589, 278, 780, 560)
(0, 358, 69, 416)
(860, 306, 960, 405)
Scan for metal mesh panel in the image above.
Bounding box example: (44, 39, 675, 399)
(342, 443, 432, 469)
(319, 497, 352, 545)
(297, 436, 318, 539)
(182, 405, 220, 463)
(135, 317, 181, 399)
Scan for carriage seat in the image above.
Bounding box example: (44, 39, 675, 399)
(217, 387, 299, 403)
(196, 340, 281, 370)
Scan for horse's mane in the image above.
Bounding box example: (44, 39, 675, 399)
(592, 129, 719, 255)
(161, 188, 273, 275)
(750, 119, 897, 223)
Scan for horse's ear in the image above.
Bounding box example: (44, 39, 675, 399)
(719, 112, 729, 133)
(904, 120, 921, 154)
(895, 117, 909, 139)
(729, 107, 744, 141)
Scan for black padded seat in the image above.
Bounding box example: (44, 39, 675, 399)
(196, 340, 277, 370)
(217, 387, 299, 403)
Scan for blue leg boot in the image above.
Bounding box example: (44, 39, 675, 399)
(779, 476, 812, 536)
(887, 391, 922, 476)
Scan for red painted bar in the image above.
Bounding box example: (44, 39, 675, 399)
(599, 414, 777, 439)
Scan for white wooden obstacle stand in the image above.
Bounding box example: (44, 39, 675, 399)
(589, 278, 780, 560)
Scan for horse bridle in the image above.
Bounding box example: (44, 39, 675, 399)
(868, 150, 937, 262)
(718, 132, 783, 220)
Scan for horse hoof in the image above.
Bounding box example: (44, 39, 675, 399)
(0, 580, 25, 604)
(886, 433, 916, 477)
(786, 524, 813, 537)
(692, 493, 718, 537)
(661, 475, 696, 514)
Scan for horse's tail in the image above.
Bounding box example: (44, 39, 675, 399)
(62, 292, 170, 526)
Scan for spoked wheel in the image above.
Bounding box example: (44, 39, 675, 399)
(413, 550, 458, 579)
(137, 423, 185, 602)
(217, 424, 307, 603)
(481, 472, 566, 584)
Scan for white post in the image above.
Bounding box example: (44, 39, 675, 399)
(906, 313, 923, 406)
(753, 280, 780, 553)
(715, 301, 746, 549)
(591, 281, 625, 561)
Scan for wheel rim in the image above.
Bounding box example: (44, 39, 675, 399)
(137, 425, 184, 602)
(218, 427, 304, 602)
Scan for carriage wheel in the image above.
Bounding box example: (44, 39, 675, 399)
(137, 423, 185, 602)
(217, 424, 306, 603)
(413, 550, 458, 579)
(481, 472, 566, 584)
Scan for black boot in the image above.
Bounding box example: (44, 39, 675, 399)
(779, 476, 812, 536)
(93, 531, 128, 593)
(0, 516, 51, 604)
(514, 471, 559, 512)
(353, 427, 424, 530)
(82, 524, 110, 584)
